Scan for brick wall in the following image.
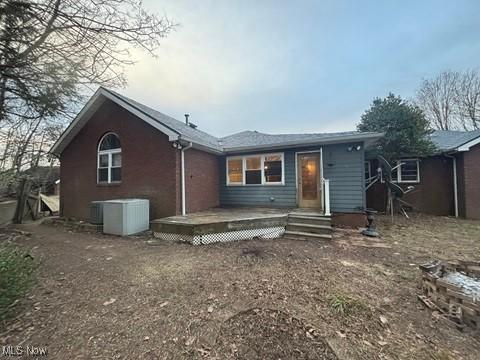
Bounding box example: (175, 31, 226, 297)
(185, 148, 220, 213)
(456, 154, 466, 218)
(366, 156, 454, 216)
(462, 143, 480, 219)
(60, 100, 180, 220)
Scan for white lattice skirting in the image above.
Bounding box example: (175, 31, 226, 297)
(154, 226, 285, 245)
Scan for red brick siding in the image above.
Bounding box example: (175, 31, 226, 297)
(185, 149, 220, 213)
(60, 100, 179, 220)
(463, 143, 480, 219)
(366, 156, 454, 216)
(456, 154, 466, 218)
(174, 150, 182, 215)
(366, 168, 388, 212)
(332, 213, 366, 228)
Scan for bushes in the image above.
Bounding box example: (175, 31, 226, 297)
(0, 243, 37, 321)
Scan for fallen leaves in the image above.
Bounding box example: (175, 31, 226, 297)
(4, 214, 479, 360)
(103, 298, 116, 306)
(185, 336, 195, 346)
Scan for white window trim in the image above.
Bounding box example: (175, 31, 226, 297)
(394, 158, 420, 183)
(226, 152, 285, 186)
(225, 156, 244, 186)
(97, 133, 122, 184)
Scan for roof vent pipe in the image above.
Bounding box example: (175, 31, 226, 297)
(184, 114, 190, 125)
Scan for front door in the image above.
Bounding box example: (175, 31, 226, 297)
(297, 153, 322, 208)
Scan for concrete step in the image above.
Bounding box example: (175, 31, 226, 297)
(288, 214, 331, 226)
(283, 230, 332, 241)
(286, 222, 332, 235)
(289, 211, 327, 218)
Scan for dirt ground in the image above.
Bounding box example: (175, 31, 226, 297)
(1, 214, 479, 359)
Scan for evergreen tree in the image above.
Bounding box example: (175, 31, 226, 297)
(358, 93, 436, 161)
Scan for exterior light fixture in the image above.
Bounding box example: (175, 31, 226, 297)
(172, 142, 183, 149)
(347, 145, 362, 152)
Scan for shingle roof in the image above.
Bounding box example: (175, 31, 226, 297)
(430, 130, 480, 151)
(104, 89, 382, 153)
(51, 87, 384, 156)
(104, 89, 223, 151)
(220, 130, 377, 151)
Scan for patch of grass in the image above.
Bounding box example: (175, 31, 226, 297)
(0, 243, 37, 321)
(327, 294, 368, 316)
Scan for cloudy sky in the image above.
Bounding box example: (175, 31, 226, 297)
(123, 0, 480, 137)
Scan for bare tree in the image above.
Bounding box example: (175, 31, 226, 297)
(0, 0, 175, 187)
(455, 69, 480, 130)
(416, 69, 480, 131)
(416, 71, 460, 130)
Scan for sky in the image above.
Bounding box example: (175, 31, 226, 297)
(122, 0, 480, 137)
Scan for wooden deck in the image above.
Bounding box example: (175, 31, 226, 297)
(151, 207, 290, 236)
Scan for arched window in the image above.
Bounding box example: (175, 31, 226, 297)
(98, 133, 121, 183)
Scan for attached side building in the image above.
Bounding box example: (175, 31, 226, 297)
(366, 129, 480, 219)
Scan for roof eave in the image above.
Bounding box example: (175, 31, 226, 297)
(50, 88, 105, 157)
(223, 132, 383, 154)
(436, 136, 480, 155)
(193, 143, 224, 155)
(178, 136, 223, 155)
(50, 88, 181, 157)
(455, 135, 480, 152)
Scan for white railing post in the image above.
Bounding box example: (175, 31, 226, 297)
(324, 179, 331, 216)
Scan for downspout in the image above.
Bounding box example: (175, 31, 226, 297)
(181, 142, 193, 216)
(445, 154, 458, 218)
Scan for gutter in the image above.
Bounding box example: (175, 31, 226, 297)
(181, 142, 193, 216)
(445, 154, 459, 218)
(223, 132, 384, 154)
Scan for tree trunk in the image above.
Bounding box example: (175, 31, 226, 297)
(13, 177, 30, 224)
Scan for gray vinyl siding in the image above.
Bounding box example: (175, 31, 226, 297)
(219, 143, 366, 213)
(322, 144, 365, 213)
(219, 150, 297, 207)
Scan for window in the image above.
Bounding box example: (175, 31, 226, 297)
(245, 156, 262, 184)
(98, 133, 121, 183)
(364, 161, 371, 183)
(226, 153, 284, 185)
(227, 158, 243, 184)
(392, 159, 420, 183)
(264, 154, 282, 183)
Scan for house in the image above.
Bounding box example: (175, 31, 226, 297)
(50, 87, 383, 227)
(366, 129, 480, 219)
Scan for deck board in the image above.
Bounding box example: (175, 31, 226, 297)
(151, 207, 290, 235)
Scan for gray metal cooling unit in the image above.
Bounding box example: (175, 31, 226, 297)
(90, 201, 105, 224)
(102, 199, 150, 236)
